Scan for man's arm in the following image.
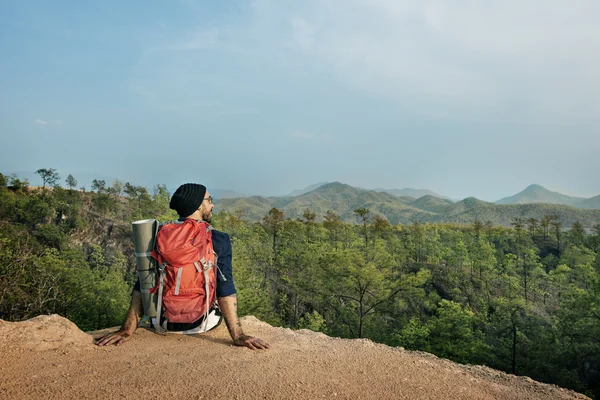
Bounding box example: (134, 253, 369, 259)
(218, 294, 270, 350)
(95, 290, 143, 346)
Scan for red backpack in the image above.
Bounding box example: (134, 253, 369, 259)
(151, 219, 217, 332)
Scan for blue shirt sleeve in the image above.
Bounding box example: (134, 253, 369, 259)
(212, 230, 237, 297)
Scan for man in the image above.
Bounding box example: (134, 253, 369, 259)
(96, 183, 269, 350)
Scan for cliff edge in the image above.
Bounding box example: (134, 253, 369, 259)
(0, 315, 589, 400)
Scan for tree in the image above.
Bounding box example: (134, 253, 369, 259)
(488, 299, 527, 375)
(541, 215, 553, 243)
(555, 275, 600, 397)
(302, 208, 317, 242)
(65, 174, 78, 191)
(354, 208, 371, 249)
(511, 217, 526, 236)
(122, 182, 152, 219)
(109, 179, 124, 198)
(262, 208, 285, 259)
(552, 219, 563, 253)
(9, 174, 29, 191)
(473, 219, 483, 238)
(91, 179, 106, 193)
(521, 248, 543, 306)
(0, 172, 7, 188)
(324, 210, 342, 247)
(405, 222, 426, 265)
(426, 300, 490, 365)
(36, 168, 60, 189)
(325, 242, 406, 338)
(91, 179, 116, 214)
(302, 208, 316, 223)
(372, 215, 392, 240)
(471, 238, 497, 284)
(527, 218, 538, 239)
(569, 221, 586, 247)
(152, 184, 173, 220)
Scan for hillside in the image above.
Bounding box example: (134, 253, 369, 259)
(409, 195, 454, 213)
(0, 315, 588, 400)
(215, 183, 600, 227)
(287, 182, 329, 196)
(283, 182, 430, 224)
(496, 184, 585, 206)
(397, 195, 417, 204)
(217, 182, 435, 225)
(577, 195, 600, 209)
(431, 198, 600, 226)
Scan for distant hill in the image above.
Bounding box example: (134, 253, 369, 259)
(282, 182, 433, 224)
(214, 196, 274, 220)
(409, 195, 454, 213)
(495, 184, 585, 206)
(287, 182, 329, 197)
(216, 182, 432, 224)
(427, 197, 600, 227)
(576, 194, 600, 209)
(216, 182, 600, 227)
(375, 187, 451, 200)
(397, 196, 417, 204)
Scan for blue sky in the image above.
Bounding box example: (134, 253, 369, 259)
(1, 0, 599, 201)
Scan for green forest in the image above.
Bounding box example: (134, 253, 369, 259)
(1, 170, 599, 398)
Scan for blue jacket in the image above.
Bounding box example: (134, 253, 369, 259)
(211, 229, 237, 298)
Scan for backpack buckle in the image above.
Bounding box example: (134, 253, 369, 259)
(199, 258, 213, 271)
(158, 262, 168, 272)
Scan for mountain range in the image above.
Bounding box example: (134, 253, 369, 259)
(215, 182, 600, 227)
(495, 184, 600, 208)
(285, 182, 599, 208)
(7, 170, 600, 218)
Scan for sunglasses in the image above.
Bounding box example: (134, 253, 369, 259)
(203, 196, 213, 204)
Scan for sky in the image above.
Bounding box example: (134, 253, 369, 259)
(1, 0, 599, 202)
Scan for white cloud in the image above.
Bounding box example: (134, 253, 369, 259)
(270, 0, 600, 122)
(134, 0, 600, 124)
(35, 119, 62, 126)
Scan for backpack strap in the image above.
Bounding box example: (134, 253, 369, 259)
(155, 261, 168, 334)
(200, 259, 213, 332)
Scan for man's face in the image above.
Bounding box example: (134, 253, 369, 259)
(201, 191, 214, 222)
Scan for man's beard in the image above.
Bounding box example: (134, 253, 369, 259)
(202, 209, 212, 223)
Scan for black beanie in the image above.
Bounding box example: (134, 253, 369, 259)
(169, 183, 207, 217)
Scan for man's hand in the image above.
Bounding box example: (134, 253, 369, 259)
(95, 329, 134, 346)
(218, 295, 270, 350)
(233, 334, 270, 350)
(95, 291, 142, 346)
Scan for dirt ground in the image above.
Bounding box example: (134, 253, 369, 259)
(0, 315, 589, 400)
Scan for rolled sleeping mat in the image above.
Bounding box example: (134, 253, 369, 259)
(132, 218, 159, 317)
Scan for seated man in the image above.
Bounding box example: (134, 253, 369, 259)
(96, 183, 269, 350)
